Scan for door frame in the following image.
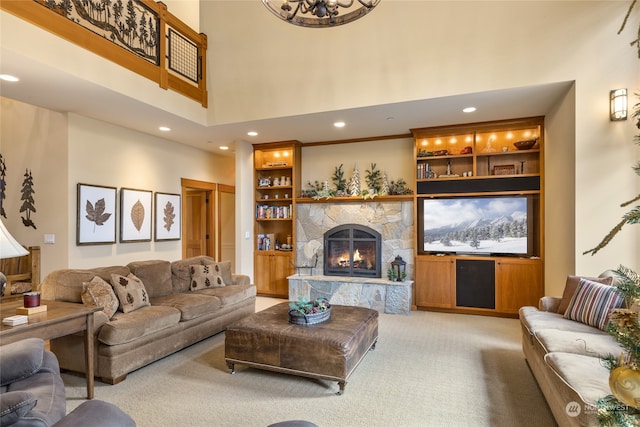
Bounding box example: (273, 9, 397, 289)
(217, 184, 235, 264)
(181, 178, 216, 259)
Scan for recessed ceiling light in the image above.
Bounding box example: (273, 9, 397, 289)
(219, 146, 229, 150)
(334, 121, 346, 128)
(463, 107, 477, 113)
(0, 74, 19, 82)
(159, 126, 171, 132)
(247, 131, 258, 136)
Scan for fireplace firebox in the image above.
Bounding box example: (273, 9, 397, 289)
(324, 224, 381, 278)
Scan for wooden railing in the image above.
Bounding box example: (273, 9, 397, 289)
(1, 0, 207, 107)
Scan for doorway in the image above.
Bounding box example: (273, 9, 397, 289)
(181, 178, 215, 258)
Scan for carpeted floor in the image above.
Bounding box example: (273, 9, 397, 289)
(62, 297, 556, 426)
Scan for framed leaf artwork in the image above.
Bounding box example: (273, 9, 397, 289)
(154, 192, 181, 241)
(120, 188, 152, 243)
(77, 183, 117, 245)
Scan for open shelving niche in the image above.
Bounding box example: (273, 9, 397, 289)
(411, 117, 545, 317)
(253, 141, 301, 298)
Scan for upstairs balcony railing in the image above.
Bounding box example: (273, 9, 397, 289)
(1, 0, 207, 107)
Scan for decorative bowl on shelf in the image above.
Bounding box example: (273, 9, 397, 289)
(513, 139, 537, 150)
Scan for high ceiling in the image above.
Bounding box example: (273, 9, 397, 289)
(0, 45, 572, 156)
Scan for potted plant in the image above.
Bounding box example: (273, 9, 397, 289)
(289, 297, 331, 325)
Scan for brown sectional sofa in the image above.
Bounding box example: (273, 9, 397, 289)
(40, 256, 256, 384)
(519, 272, 623, 427)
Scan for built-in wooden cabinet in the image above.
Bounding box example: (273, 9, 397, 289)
(412, 117, 545, 317)
(253, 141, 301, 297)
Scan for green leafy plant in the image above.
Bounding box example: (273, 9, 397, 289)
(289, 296, 330, 315)
(332, 164, 348, 195)
(365, 163, 382, 193)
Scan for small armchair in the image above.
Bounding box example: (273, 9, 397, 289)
(0, 338, 135, 427)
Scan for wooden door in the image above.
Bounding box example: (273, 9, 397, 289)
(415, 256, 455, 308)
(272, 252, 293, 297)
(185, 191, 207, 257)
(254, 252, 273, 294)
(218, 185, 235, 271)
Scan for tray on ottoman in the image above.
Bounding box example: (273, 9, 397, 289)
(224, 302, 378, 395)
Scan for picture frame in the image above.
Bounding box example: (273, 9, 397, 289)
(120, 188, 152, 242)
(154, 192, 181, 241)
(493, 164, 516, 176)
(77, 183, 117, 245)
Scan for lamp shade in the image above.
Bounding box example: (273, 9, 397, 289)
(0, 219, 28, 259)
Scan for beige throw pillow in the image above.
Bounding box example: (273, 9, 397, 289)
(110, 273, 150, 313)
(190, 264, 226, 290)
(557, 275, 614, 314)
(81, 276, 119, 318)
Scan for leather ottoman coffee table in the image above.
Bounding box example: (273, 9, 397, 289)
(225, 302, 378, 395)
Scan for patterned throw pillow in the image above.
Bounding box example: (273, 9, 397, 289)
(110, 273, 150, 313)
(563, 278, 623, 330)
(189, 264, 226, 291)
(81, 276, 119, 318)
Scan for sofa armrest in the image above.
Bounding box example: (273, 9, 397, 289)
(0, 338, 45, 386)
(539, 296, 562, 312)
(231, 274, 251, 286)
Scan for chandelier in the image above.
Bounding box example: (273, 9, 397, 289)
(262, 0, 381, 28)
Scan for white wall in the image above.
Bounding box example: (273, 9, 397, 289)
(66, 114, 234, 270)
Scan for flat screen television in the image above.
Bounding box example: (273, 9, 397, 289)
(418, 195, 537, 257)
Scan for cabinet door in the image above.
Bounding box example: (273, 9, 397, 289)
(415, 257, 455, 308)
(255, 252, 273, 295)
(272, 252, 294, 297)
(496, 258, 543, 314)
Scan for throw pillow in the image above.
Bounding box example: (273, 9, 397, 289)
(81, 276, 119, 318)
(557, 275, 614, 314)
(563, 278, 623, 330)
(0, 391, 37, 426)
(202, 259, 233, 286)
(110, 273, 150, 313)
(189, 264, 226, 291)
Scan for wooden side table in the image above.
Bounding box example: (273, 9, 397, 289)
(0, 299, 102, 399)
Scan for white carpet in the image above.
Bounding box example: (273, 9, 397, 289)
(62, 298, 556, 426)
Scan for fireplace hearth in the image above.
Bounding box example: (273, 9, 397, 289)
(324, 224, 381, 278)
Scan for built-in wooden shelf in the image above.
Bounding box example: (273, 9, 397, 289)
(296, 195, 414, 203)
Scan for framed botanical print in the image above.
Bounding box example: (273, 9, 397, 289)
(120, 188, 152, 242)
(154, 192, 181, 241)
(77, 183, 117, 245)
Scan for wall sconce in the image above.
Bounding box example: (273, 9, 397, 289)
(610, 88, 628, 121)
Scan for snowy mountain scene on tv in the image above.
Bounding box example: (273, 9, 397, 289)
(423, 197, 528, 255)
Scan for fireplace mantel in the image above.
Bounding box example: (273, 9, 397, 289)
(296, 195, 413, 204)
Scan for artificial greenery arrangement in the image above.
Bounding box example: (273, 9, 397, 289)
(302, 162, 413, 199)
(289, 296, 331, 315)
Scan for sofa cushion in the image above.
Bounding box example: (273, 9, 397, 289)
(110, 273, 151, 313)
(564, 278, 623, 330)
(534, 329, 622, 358)
(151, 293, 222, 321)
(0, 390, 37, 426)
(81, 276, 119, 319)
(214, 260, 233, 287)
(190, 264, 226, 290)
(127, 260, 173, 298)
(558, 275, 614, 315)
(519, 306, 608, 335)
(194, 283, 257, 306)
(98, 305, 181, 345)
(544, 352, 612, 405)
(171, 256, 219, 293)
(40, 266, 130, 303)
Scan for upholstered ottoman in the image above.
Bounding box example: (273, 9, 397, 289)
(225, 302, 378, 395)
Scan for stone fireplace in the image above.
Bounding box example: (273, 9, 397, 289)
(289, 201, 414, 314)
(324, 224, 381, 278)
